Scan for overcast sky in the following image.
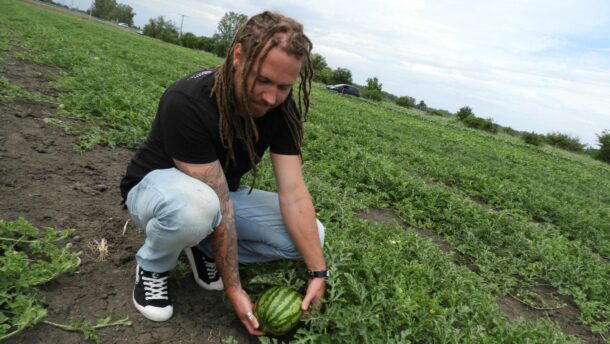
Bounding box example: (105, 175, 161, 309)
(67, 0, 610, 146)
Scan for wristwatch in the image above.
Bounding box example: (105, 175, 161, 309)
(308, 269, 330, 278)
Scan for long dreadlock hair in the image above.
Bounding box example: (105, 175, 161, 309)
(211, 11, 314, 190)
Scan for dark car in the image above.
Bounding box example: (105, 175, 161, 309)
(326, 84, 361, 97)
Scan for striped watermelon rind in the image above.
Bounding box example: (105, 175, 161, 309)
(254, 286, 302, 335)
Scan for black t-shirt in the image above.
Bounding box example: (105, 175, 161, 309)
(119, 69, 300, 201)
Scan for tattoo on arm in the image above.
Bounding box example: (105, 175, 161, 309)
(180, 161, 240, 290)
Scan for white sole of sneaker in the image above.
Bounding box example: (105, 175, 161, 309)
(132, 294, 173, 322)
(184, 248, 224, 291)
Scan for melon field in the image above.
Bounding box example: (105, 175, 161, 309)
(1, 1, 609, 343)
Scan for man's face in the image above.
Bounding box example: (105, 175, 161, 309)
(233, 43, 302, 118)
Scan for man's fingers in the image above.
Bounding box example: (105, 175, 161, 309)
(247, 312, 260, 329)
(301, 294, 312, 311)
(243, 315, 264, 336)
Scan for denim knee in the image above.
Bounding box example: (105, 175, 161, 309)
(156, 182, 222, 247)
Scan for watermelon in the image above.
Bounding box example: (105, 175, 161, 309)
(254, 286, 302, 335)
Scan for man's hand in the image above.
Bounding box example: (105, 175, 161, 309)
(301, 278, 326, 311)
(226, 287, 265, 336)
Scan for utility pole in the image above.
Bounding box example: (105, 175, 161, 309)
(178, 13, 187, 38)
(89, 0, 93, 18)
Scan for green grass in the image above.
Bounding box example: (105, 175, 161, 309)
(1, 0, 608, 342)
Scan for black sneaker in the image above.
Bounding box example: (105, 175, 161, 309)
(133, 265, 173, 321)
(184, 246, 224, 290)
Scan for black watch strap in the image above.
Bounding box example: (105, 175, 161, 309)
(308, 269, 329, 278)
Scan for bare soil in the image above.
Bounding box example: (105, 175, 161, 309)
(1, 56, 256, 343)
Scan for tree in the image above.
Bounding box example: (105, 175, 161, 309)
(595, 130, 610, 163)
(311, 53, 332, 83)
(362, 77, 383, 101)
(329, 67, 352, 85)
(396, 96, 415, 108)
(216, 11, 248, 41)
(89, 0, 134, 25)
(456, 106, 473, 121)
(108, 3, 134, 26)
(180, 32, 199, 49)
(198, 36, 216, 52)
(143, 16, 179, 44)
(212, 34, 232, 57)
(544, 132, 584, 152)
(212, 11, 247, 57)
(90, 0, 117, 19)
(416, 100, 427, 110)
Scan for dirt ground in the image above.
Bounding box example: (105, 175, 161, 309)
(0, 55, 258, 343)
(0, 53, 604, 344)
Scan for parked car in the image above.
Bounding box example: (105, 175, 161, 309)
(326, 84, 361, 97)
(118, 22, 129, 28)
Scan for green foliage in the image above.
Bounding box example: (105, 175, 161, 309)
(329, 67, 353, 85)
(456, 106, 474, 121)
(522, 132, 545, 146)
(456, 107, 499, 134)
(90, 0, 134, 26)
(211, 11, 247, 58)
(362, 77, 383, 101)
(0, 218, 76, 339)
(544, 132, 585, 153)
(0, 217, 131, 342)
(595, 130, 610, 163)
(179, 32, 199, 49)
(143, 16, 180, 44)
(462, 115, 499, 133)
(503, 126, 519, 136)
(426, 108, 452, 117)
(5, 3, 610, 341)
(416, 100, 427, 110)
(311, 53, 332, 84)
(216, 11, 247, 41)
(395, 96, 415, 108)
(0, 75, 21, 103)
(198, 36, 216, 52)
(212, 35, 231, 58)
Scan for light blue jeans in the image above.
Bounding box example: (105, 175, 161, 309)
(125, 168, 325, 273)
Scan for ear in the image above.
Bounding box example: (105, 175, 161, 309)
(233, 43, 242, 66)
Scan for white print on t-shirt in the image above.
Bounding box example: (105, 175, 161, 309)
(187, 70, 213, 80)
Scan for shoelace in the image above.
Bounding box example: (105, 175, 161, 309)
(204, 261, 218, 279)
(142, 274, 169, 300)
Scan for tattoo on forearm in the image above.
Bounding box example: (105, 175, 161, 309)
(181, 161, 240, 290)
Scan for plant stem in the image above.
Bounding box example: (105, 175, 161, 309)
(508, 293, 566, 311)
(0, 325, 28, 341)
(42, 317, 132, 331)
(0, 236, 37, 243)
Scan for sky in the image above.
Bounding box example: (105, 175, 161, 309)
(66, 0, 610, 146)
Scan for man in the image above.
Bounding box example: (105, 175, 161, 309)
(119, 11, 327, 336)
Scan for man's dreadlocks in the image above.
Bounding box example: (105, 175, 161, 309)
(211, 11, 313, 189)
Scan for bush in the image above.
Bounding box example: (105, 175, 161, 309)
(544, 132, 585, 152)
(456, 106, 473, 121)
(361, 88, 383, 101)
(427, 109, 450, 117)
(329, 67, 353, 85)
(462, 115, 499, 133)
(198, 36, 216, 52)
(503, 126, 519, 136)
(522, 132, 545, 146)
(595, 130, 610, 163)
(396, 96, 415, 108)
